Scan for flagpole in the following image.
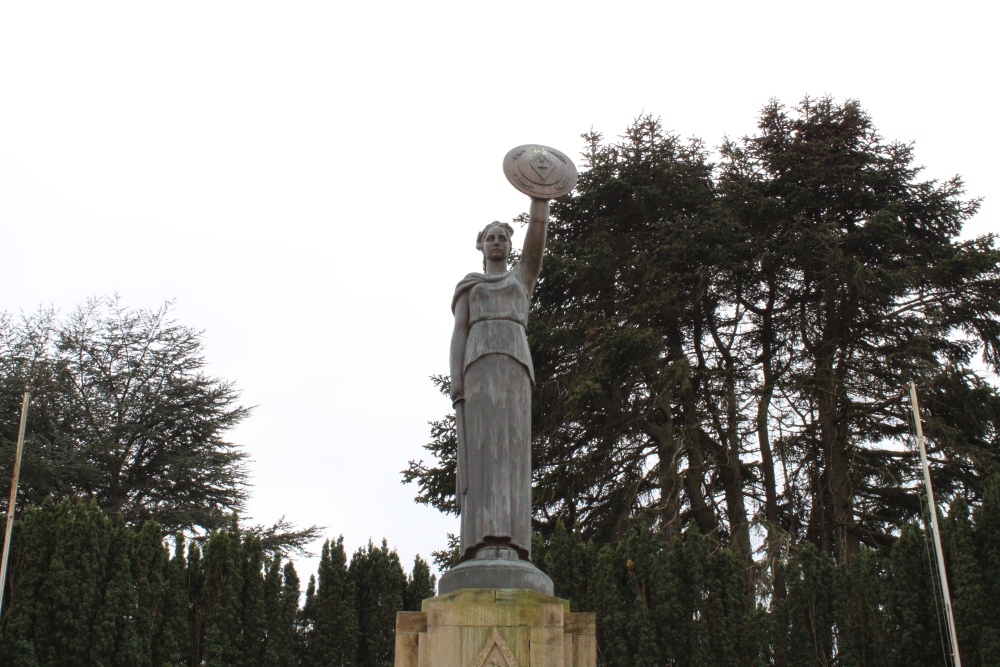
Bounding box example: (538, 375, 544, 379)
(0, 387, 31, 615)
(908, 381, 962, 667)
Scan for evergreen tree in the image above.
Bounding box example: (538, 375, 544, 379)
(833, 548, 889, 667)
(263, 554, 300, 667)
(974, 476, 1000, 666)
(237, 533, 267, 667)
(184, 539, 206, 666)
(544, 520, 592, 611)
(156, 536, 191, 667)
(785, 541, 835, 667)
(884, 523, 948, 667)
(350, 539, 406, 667)
(306, 537, 357, 667)
(944, 496, 985, 667)
(0, 299, 252, 534)
(718, 97, 1000, 563)
(133, 520, 169, 667)
(589, 544, 630, 667)
(404, 555, 435, 612)
(98, 513, 143, 665)
(199, 528, 245, 667)
(299, 574, 317, 667)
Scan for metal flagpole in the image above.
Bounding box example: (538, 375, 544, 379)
(908, 381, 962, 667)
(0, 387, 31, 615)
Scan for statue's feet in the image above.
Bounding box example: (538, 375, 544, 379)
(474, 544, 520, 561)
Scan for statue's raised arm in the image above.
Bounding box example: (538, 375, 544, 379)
(514, 198, 549, 296)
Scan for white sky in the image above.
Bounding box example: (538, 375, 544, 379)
(1, 1, 996, 579)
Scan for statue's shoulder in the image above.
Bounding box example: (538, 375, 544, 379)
(452, 272, 487, 312)
(456, 271, 486, 286)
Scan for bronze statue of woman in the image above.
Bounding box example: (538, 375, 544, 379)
(450, 197, 549, 564)
(438, 144, 574, 595)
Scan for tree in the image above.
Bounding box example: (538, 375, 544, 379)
(530, 117, 725, 550)
(263, 555, 301, 667)
(0, 297, 251, 533)
(717, 96, 1000, 564)
(350, 540, 406, 667)
(305, 537, 357, 667)
(403, 555, 435, 612)
(401, 375, 458, 516)
(401, 100, 1000, 666)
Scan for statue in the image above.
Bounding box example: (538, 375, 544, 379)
(438, 145, 577, 595)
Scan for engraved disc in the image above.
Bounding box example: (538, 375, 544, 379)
(502, 144, 577, 199)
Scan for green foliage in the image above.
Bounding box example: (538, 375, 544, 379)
(350, 539, 406, 667)
(544, 520, 592, 610)
(401, 375, 458, 515)
(785, 542, 836, 666)
(408, 99, 1000, 593)
(305, 537, 357, 667)
(262, 555, 301, 667)
(404, 555, 435, 612)
(944, 497, 985, 667)
(883, 523, 948, 667)
(0, 298, 251, 533)
(834, 548, 889, 667)
(0, 501, 434, 667)
(974, 477, 1000, 666)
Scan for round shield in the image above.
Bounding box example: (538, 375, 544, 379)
(503, 144, 577, 199)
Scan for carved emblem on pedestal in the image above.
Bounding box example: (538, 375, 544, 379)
(470, 628, 519, 667)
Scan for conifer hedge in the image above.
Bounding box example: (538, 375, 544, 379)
(2, 489, 999, 666)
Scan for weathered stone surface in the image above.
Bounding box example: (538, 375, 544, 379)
(394, 589, 595, 667)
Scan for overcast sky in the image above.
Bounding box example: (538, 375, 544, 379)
(1, 1, 996, 579)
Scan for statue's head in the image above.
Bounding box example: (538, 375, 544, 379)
(477, 221, 515, 269)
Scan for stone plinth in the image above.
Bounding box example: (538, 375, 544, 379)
(394, 589, 596, 667)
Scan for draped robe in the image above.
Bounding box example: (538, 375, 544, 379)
(452, 265, 534, 561)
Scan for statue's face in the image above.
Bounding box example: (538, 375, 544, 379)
(482, 226, 510, 263)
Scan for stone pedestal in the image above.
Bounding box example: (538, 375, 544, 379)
(394, 589, 596, 667)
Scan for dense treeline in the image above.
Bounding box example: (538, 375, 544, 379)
(4, 489, 1000, 667)
(0, 500, 434, 667)
(531, 475, 1000, 667)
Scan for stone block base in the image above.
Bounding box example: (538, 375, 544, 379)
(394, 589, 596, 667)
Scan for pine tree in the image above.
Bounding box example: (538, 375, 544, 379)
(0, 299, 252, 534)
(200, 528, 244, 667)
(974, 477, 1000, 667)
(133, 520, 169, 667)
(351, 539, 406, 667)
(306, 537, 357, 667)
(263, 554, 300, 667)
(884, 523, 948, 667)
(544, 520, 591, 610)
(833, 548, 889, 667)
(718, 97, 1000, 563)
(156, 536, 191, 667)
(943, 496, 985, 667)
(785, 541, 835, 666)
(589, 544, 629, 667)
(404, 555, 435, 612)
